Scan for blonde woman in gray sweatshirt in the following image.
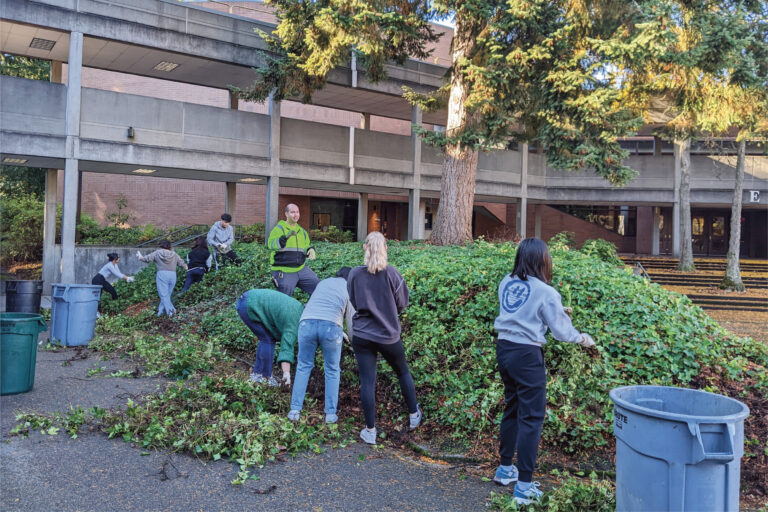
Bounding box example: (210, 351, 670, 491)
(137, 239, 187, 317)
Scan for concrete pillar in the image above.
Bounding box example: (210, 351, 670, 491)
(407, 106, 423, 240)
(228, 90, 239, 110)
(225, 182, 237, 216)
(652, 207, 661, 256)
(357, 193, 369, 241)
(43, 61, 64, 291)
(265, 176, 280, 233)
(60, 32, 83, 283)
(41, 169, 59, 293)
(361, 113, 371, 130)
(266, 91, 281, 233)
(534, 204, 542, 239)
(516, 142, 529, 237)
(348, 126, 355, 184)
(672, 141, 682, 258)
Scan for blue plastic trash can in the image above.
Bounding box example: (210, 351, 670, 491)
(50, 284, 102, 346)
(610, 385, 749, 512)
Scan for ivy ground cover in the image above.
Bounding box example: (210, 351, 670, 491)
(89, 239, 768, 500)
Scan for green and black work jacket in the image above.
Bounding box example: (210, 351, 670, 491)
(267, 220, 313, 273)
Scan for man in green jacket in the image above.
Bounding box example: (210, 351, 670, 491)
(236, 288, 303, 387)
(267, 203, 319, 296)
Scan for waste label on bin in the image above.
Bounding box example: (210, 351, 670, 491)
(615, 411, 629, 430)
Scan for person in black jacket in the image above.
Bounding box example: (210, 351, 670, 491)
(347, 231, 422, 445)
(180, 237, 212, 294)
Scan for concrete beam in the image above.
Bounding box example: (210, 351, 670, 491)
(357, 193, 369, 241)
(652, 207, 661, 256)
(225, 182, 237, 216)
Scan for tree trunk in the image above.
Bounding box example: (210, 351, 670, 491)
(429, 17, 478, 246)
(676, 138, 695, 271)
(721, 139, 746, 291)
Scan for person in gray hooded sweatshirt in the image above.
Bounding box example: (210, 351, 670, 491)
(491, 238, 595, 505)
(207, 213, 242, 269)
(137, 240, 188, 317)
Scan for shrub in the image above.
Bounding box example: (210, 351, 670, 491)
(309, 225, 355, 243)
(0, 194, 57, 264)
(95, 240, 768, 458)
(580, 238, 623, 266)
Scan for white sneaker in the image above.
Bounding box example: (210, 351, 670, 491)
(513, 481, 543, 505)
(249, 373, 265, 384)
(287, 410, 300, 421)
(325, 414, 338, 424)
(266, 376, 279, 387)
(409, 405, 423, 430)
(360, 427, 377, 445)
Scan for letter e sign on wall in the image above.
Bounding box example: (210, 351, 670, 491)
(748, 190, 761, 203)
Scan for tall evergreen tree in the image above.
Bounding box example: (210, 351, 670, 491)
(235, 1, 664, 244)
(620, 0, 763, 271)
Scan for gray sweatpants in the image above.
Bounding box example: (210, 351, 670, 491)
(271, 266, 319, 297)
(156, 270, 177, 317)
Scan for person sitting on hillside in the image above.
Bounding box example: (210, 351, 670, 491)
(92, 253, 133, 305)
(235, 288, 303, 387)
(267, 203, 319, 296)
(207, 213, 242, 270)
(180, 236, 212, 294)
(137, 240, 188, 318)
(288, 266, 355, 424)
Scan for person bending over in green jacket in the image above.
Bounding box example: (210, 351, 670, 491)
(267, 203, 319, 297)
(235, 288, 303, 387)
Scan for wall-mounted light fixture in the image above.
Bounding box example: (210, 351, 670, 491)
(239, 178, 260, 183)
(3, 157, 28, 164)
(132, 168, 156, 174)
(127, 127, 135, 138)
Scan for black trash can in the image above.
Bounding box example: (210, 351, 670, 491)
(4, 280, 44, 314)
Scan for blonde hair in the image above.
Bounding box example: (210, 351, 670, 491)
(363, 231, 388, 274)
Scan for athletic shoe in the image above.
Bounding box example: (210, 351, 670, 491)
(513, 482, 543, 505)
(325, 414, 338, 424)
(493, 465, 519, 486)
(287, 410, 300, 421)
(249, 373, 265, 384)
(266, 376, 279, 387)
(409, 405, 423, 429)
(360, 427, 377, 445)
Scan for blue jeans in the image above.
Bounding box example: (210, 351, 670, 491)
(236, 293, 276, 377)
(156, 270, 177, 317)
(180, 267, 205, 293)
(290, 319, 343, 415)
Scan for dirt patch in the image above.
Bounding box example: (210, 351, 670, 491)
(123, 300, 151, 317)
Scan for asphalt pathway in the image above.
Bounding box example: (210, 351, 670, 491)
(1, 348, 498, 511)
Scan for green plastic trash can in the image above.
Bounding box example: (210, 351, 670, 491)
(610, 385, 749, 512)
(50, 284, 102, 346)
(1, 313, 48, 395)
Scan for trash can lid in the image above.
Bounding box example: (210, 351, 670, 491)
(609, 385, 749, 423)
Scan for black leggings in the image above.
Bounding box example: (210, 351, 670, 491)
(92, 274, 117, 300)
(352, 336, 418, 429)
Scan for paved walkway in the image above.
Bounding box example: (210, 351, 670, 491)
(1, 348, 498, 511)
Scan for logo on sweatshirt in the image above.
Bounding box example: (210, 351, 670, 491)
(501, 281, 531, 313)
